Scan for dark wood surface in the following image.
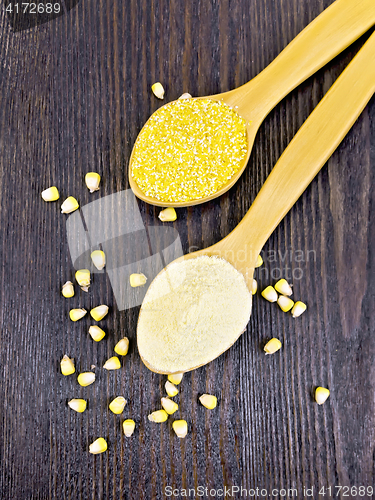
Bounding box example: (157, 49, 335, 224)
(0, 0, 374, 498)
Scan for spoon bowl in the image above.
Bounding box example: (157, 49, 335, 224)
(128, 93, 260, 207)
(137, 30, 375, 373)
(129, 0, 375, 207)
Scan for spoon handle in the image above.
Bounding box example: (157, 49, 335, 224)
(232, 0, 375, 121)
(224, 30, 375, 267)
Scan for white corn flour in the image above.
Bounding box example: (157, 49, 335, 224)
(137, 256, 252, 373)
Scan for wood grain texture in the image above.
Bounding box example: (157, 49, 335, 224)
(0, 0, 373, 499)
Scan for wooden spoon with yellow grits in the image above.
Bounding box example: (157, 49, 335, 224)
(129, 0, 375, 207)
(137, 30, 375, 374)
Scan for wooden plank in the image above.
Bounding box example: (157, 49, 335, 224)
(0, 0, 373, 498)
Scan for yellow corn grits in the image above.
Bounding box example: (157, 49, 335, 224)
(131, 99, 247, 203)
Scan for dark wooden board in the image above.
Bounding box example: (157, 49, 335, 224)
(0, 0, 374, 498)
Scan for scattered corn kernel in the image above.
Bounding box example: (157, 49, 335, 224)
(89, 437, 107, 454)
(109, 396, 127, 414)
(91, 250, 106, 270)
(255, 255, 263, 268)
(264, 338, 282, 354)
(68, 399, 87, 413)
(41, 186, 59, 202)
(69, 308, 87, 322)
(251, 278, 257, 295)
(77, 372, 95, 386)
(178, 93, 192, 99)
(158, 207, 177, 222)
(60, 355, 75, 376)
(165, 380, 178, 397)
(75, 269, 91, 292)
(61, 196, 79, 214)
(315, 387, 330, 405)
(274, 279, 293, 296)
(291, 301, 307, 318)
(103, 356, 121, 370)
(89, 325, 106, 342)
(62, 281, 74, 298)
(161, 397, 179, 415)
(172, 419, 188, 438)
(90, 305, 109, 321)
(261, 286, 278, 303)
(123, 419, 136, 437)
(168, 373, 183, 385)
(85, 172, 101, 193)
(114, 337, 129, 356)
(148, 409, 168, 423)
(199, 394, 217, 409)
(151, 82, 165, 99)
(129, 273, 147, 287)
(277, 296, 294, 312)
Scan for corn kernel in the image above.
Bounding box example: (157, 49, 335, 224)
(41, 186, 59, 202)
(274, 279, 292, 296)
(69, 308, 87, 322)
(161, 397, 179, 415)
(60, 355, 75, 376)
(315, 387, 330, 405)
(172, 420, 188, 438)
(168, 373, 183, 385)
(158, 207, 177, 222)
(88, 325, 106, 342)
(151, 82, 165, 99)
(89, 437, 107, 454)
(123, 419, 136, 437)
(264, 338, 282, 354)
(277, 296, 294, 312)
(251, 279, 257, 295)
(103, 356, 121, 370)
(90, 305, 109, 321)
(85, 172, 101, 193)
(165, 380, 178, 397)
(261, 286, 278, 303)
(255, 255, 263, 268)
(291, 301, 307, 318)
(178, 93, 192, 99)
(75, 269, 91, 292)
(68, 399, 87, 413)
(148, 409, 168, 423)
(77, 372, 96, 386)
(61, 196, 79, 214)
(91, 250, 106, 270)
(129, 273, 147, 287)
(109, 396, 127, 414)
(199, 394, 217, 409)
(61, 281, 74, 298)
(114, 338, 129, 356)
